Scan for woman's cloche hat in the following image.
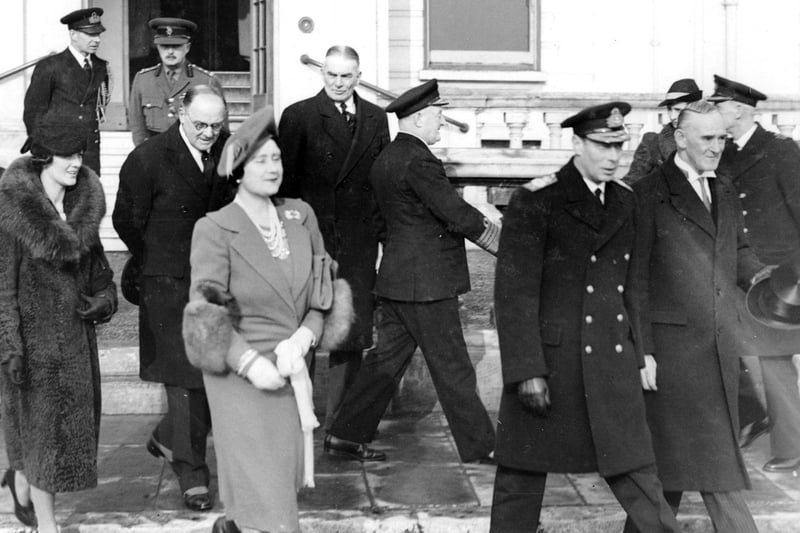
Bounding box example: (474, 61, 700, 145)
(217, 105, 278, 177)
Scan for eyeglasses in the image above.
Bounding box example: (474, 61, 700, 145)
(183, 110, 224, 133)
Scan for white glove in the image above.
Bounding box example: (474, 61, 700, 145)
(275, 326, 316, 377)
(246, 356, 286, 390)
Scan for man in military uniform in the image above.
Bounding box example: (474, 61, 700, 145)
(324, 80, 500, 464)
(22, 8, 110, 175)
(624, 78, 702, 184)
(491, 102, 679, 533)
(128, 18, 224, 146)
(712, 75, 800, 474)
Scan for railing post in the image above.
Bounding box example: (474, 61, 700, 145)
(504, 111, 528, 149)
(627, 123, 643, 150)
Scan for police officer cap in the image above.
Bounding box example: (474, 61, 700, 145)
(658, 78, 703, 107)
(31, 116, 87, 158)
(746, 255, 800, 330)
(708, 75, 767, 107)
(60, 8, 105, 34)
(385, 79, 448, 119)
(218, 105, 278, 178)
(149, 17, 197, 45)
(561, 101, 631, 143)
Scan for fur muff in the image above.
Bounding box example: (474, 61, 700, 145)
(319, 278, 355, 352)
(182, 282, 238, 374)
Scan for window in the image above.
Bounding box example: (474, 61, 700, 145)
(426, 0, 539, 69)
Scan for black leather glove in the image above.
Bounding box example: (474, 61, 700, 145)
(2, 355, 26, 386)
(76, 294, 113, 323)
(518, 377, 551, 417)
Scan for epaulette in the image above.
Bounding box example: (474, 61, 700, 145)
(613, 179, 633, 192)
(521, 173, 557, 192)
(192, 64, 213, 75)
(137, 64, 160, 76)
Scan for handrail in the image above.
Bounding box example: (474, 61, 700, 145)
(0, 52, 57, 83)
(300, 54, 469, 133)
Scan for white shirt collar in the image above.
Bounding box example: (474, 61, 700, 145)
(674, 152, 716, 181)
(581, 177, 605, 198)
(734, 124, 758, 150)
(179, 123, 205, 171)
(68, 45, 90, 66)
(335, 96, 356, 114)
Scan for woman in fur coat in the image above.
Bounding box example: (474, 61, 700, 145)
(0, 118, 117, 533)
(183, 107, 351, 533)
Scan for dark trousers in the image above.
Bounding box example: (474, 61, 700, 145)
(738, 358, 767, 429)
(624, 490, 757, 533)
(153, 385, 211, 493)
(491, 464, 680, 533)
(761, 355, 800, 458)
(328, 297, 495, 462)
(323, 349, 363, 431)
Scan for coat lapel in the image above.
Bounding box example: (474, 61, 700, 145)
(725, 124, 769, 180)
(662, 158, 716, 238)
(277, 204, 313, 315)
(164, 123, 210, 201)
(315, 90, 353, 156)
(226, 204, 297, 312)
(594, 182, 632, 250)
(559, 159, 606, 233)
(337, 91, 378, 184)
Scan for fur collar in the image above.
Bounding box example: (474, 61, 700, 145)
(0, 156, 106, 265)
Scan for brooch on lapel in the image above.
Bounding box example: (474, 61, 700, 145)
(284, 209, 301, 220)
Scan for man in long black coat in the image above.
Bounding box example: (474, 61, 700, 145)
(22, 9, 110, 176)
(113, 86, 231, 512)
(627, 101, 765, 533)
(278, 45, 390, 429)
(713, 75, 800, 473)
(492, 102, 679, 533)
(324, 80, 500, 463)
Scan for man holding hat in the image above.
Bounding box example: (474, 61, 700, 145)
(22, 8, 110, 176)
(128, 18, 224, 146)
(626, 100, 768, 532)
(324, 79, 499, 464)
(625, 78, 703, 183)
(491, 102, 679, 532)
(712, 74, 800, 474)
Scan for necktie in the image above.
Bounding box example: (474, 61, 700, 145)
(340, 102, 355, 134)
(201, 151, 215, 187)
(696, 176, 712, 212)
(167, 69, 177, 82)
(83, 57, 91, 75)
(594, 187, 604, 206)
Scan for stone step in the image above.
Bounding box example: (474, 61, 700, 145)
(213, 70, 251, 87)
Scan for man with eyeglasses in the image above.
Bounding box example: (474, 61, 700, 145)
(113, 85, 233, 513)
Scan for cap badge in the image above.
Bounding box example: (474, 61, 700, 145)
(607, 108, 624, 128)
(89, 12, 100, 24)
(165, 26, 173, 36)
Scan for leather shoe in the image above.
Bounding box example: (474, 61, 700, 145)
(146, 434, 173, 463)
(2, 469, 36, 527)
(739, 417, 769, 448)
(324, 434, 386, 462)
(212, 515, 241, 533)
(183, 488, 213, 511)
(763, 457, 800, 473)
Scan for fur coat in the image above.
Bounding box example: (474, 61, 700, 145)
(0, 156, 117, 493)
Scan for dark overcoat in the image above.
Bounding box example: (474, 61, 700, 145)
(494, 159, 654, 477)
(0, 157, 116, 493)
(370, 133, 487, 302)
(634, 156, 762, 491)
(113, 122, 232, 388)
(718, 124, 800, 355)
(278, 90, 389, 348)
(23, 49, 109, 175)
(624, 123, 676, 184)
(128, 62, 224, 146)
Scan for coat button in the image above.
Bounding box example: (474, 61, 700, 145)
(615, 344, 623, 353)
(624, 253, 630, 261)
(586, 285, 594, 294)
(78, 115, 83, 119)
(590, 255, 597, 263)
(167, 97, 175, 103)
(585, 315, 593, 324)
(742, 210, 748, 216)
(617, 314, 624, 322)
(739, 192, 747, 199)
(743, 228, 749, 234)
(585, 345, 593, 354)
(167, 113, 174, 118)
(180, 205, 189, 214)
(617, 285, 624, 293)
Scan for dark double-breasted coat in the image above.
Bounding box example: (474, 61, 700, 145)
(624, 123, 677, 185)
(128, 62, 224, 146)
(278, 90, 390, 349)
(634, 156, 762, 491)
(494, 159, 654, 477)
(113, 122, 232, 388)
(23, 49, 109, 175)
